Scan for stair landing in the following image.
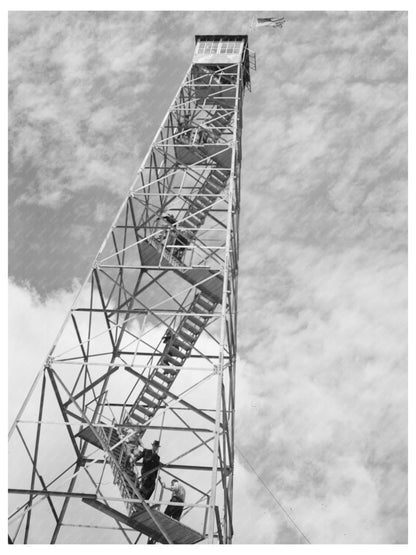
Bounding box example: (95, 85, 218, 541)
(139, 238, 223, 304)
(82, 497, 204, 544)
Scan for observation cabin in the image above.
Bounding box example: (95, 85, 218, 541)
(193, 35, 254, 89)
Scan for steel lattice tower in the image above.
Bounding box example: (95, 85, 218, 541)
(9, 34, 255, 544)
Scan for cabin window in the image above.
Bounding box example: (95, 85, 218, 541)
(197, 40, 220, 55)
(220, 40, 240, 54)
(197, 39, 242, 56)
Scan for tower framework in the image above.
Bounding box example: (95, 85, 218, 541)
(9, 34, 255, 544)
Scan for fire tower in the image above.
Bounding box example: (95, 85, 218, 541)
(9, 34, 255, 544)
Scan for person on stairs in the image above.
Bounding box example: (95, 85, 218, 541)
(132, 439, 161, 500)
(123, 429, 142, 469)
(161, 214, 188, 261)
(161, 478, 186, 521)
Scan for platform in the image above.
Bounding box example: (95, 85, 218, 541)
(139, 238, 223, 304)
(174, 141, 232, 167)
(77, 425, 116, 450)
(82, 498, 204, 544)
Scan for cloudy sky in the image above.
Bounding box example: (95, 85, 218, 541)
(8, 8, 408, 544)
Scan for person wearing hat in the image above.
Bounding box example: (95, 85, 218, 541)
(132, 439, 161, 500)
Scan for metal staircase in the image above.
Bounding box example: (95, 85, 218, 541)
(127, 291, 217, 427)
(87, 291, 218, 513)
(139, 158, 229, 304)
(80, 424, 137, 514)
(174, 167, 229, 250)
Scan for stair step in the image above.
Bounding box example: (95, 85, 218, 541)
(154, 371, 175, 383)
(172, 337, 193, 352)
(196, 193, 211, 203)
(110, 447, 121, 459)
(141, 395, 159, 409)
(183, 316, 201, 328)
(204, 184, 221, 197)
(210, 114, 229, 126)
(161, 361, 182, 376)
(187, 214, 203, 225)
(106, 432, 121, 447)
(147, 385, 167, 400)
(163, 369, 179, 378)
(178, 328, 196, 343)
(200, 293, 216, 306)
(194, 298, 215, 312)
(185, 220, 203, 232)
(149, 379, 170, 395)
(122, 485, 133, 498)
(210, 170, 227, 184)
(118, 475, 130, 488)
(129, 412, 147, 424)
(162, 354, 182, 366)
(187, 315, 205, 327)
(112, 449, 123, 460)
(190, 202, 209, 214)
(182, 321, 200, 334)
(125, 467, 136, 478)
(192, 197, 211, 209)
(205, 175, 222, 189)
(179, 220, 195, 229)
(167, 345, 186, 358)
(136, 405, 154, 418)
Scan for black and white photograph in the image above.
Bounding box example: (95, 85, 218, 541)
(8, 3, 409, 546)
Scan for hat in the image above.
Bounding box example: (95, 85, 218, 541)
(152, 440, 160, 447)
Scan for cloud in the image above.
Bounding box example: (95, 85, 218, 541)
(9, 12, 163, 208)
(8, 279, 80, 424)
(236, 242, 407, 543)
